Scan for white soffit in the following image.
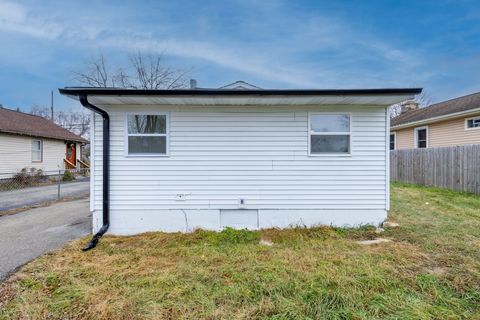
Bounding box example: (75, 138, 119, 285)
(87, 94, 414, 106)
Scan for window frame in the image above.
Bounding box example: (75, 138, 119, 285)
(308, 112, 352, 156)
(389, 132, 396, 150)
(124, 112, 170, 157)
(414, 126, 428, 149)
(465, 116, 480, 130)
(31, 139, 43, 162)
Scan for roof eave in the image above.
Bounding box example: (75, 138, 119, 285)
(59, 87, 422, 107)
(0, 129, 87, 143)
(391, 107, 480, 129)
(59, 87, 422, 96)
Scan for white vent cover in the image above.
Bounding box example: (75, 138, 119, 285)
(220, 210, 258, 230)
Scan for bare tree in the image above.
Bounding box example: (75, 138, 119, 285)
(72, 53, 189, 89)
(390, 91, 433, 118)
(390, 102, 406, 118)
(72, 54, 112, 87)
(30, 105, 51, 118)
(415, 91, 432, 108)
(30, 105, 91, 138)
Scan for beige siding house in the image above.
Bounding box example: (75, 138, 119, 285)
(390, 92, 480, 150)
(0, 107, 88, 178)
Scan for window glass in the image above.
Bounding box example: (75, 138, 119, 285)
(128, 115, 166, 134)
(416, 128, 427, 148)
(309, 114, 351, 154)
(32, 140, 42, 161)
(390, 134, 395, 150)
(127, 114, 168, 155)
(128, 136, 166, 154)
(467, 118, 480, 128)
(310, 114, 350, 133)
(311, 135, 350, 153)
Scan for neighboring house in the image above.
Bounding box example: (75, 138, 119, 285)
(218, 80, 262, 90)
(60, 84, 420, 235)
(0, 107, 88, 177)
(390, 92, 480, 150)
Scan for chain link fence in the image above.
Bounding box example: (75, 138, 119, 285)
(0, 168, 89, 192)
(0, 168, 90, 212)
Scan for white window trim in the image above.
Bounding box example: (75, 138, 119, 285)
(32, 139, 43, 162)
(390, 132, 396, 150)
(124, 112, 170, 157)
(414, 126, 428, 148)
(308, 112, 352, 156)
(465, 116, 480, 130)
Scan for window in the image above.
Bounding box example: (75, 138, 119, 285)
(415, 126, 428, 148)
(390, 133, 396, 150)
(126, 114, 168, 155)
(309, 113, 351, 154)
(465, 117, 480, 130)
(32, 139, 43, 162)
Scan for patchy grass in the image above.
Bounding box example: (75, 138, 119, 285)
(1, 183, 479, 319)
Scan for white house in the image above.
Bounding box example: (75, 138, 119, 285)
(60, 83, 421, 240)
(0, 107, 88, 178)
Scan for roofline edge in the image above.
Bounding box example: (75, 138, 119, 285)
(391, 107, 480, 129)
(59, 87, 423, 97)
(0, 129, 88, 143)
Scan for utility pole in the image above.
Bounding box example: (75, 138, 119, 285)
(50, 90, 53, 121)
(50, 90, 54, 120)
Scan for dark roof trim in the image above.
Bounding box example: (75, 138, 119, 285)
(59, 87, 422, 97)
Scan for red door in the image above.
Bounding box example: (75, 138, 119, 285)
(66, 143, 76, 168)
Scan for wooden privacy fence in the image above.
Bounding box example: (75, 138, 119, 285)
(390, 145, 480, 194)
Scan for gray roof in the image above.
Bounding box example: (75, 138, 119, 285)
(391, 92, 480, 127)
(218, 81, 262, 90)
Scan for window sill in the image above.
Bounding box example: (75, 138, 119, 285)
(308, 153, 352, 157)
(125, 154, 170, 158)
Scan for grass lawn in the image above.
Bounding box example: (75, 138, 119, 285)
(1, 183, 479, 319)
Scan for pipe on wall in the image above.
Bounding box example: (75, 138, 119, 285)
(79, 95, 110, 251)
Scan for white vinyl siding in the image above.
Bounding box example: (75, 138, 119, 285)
(0, 133, 66, 178)
(91, 105, 388, 234)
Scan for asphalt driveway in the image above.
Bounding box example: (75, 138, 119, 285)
(0, 198, 91, 281)
(0, 180, 89, 212)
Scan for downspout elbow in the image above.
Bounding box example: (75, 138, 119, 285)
(79, 95, 110, 251)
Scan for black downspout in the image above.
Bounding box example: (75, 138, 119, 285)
(79, 95, 109, 251)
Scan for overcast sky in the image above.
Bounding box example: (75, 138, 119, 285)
(1, 0, 480, 112)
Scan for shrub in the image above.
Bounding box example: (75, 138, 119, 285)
(62, 170, 75, 182)
(12, 167, 46, 186)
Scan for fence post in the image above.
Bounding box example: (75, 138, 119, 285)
(58, 170, 61, 200)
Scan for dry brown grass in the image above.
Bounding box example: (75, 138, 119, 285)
(1, 183, 479, 319)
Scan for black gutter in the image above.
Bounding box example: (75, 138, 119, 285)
(59, 87, 422, 97)
(77, 94, 110, 251)
(59, 85, 422, 250)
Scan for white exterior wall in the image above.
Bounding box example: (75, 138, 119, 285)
(91, 105, 388, 234)
(0, 133, 66, 178)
